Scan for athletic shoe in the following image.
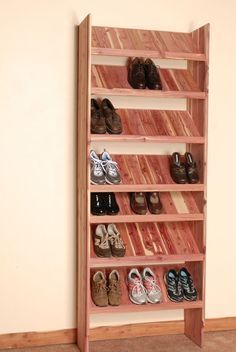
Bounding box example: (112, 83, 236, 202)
(91, 271, 108, 307)
(142, 267, 162, 304)
(108, 270, 122, 306)
(101, 150, 121, 184)
(93, 224, 111, 257)
(164, 269, 184, 302)
(179, 267, 198, 301)
(90, 150, 105, 185)
(107, 224, 126, 257)
(127, 268, 147, 305)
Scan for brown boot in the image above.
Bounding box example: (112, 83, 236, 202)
(108, 270, 122, 306)
(91, 271, 108, 307)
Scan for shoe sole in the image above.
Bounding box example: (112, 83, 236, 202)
(90, 179, 106, 185)
(105, 177, 121, 185)
(129, 294, 147, 305)
(147, 296, 161, 304)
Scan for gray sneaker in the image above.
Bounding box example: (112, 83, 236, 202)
(101, 150, 121, 184)
(142, 267, 162, 304)
(127, 268, 147, 305)
(90, 150, 105, 185)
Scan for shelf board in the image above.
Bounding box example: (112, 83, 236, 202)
(91, 135, 205, 144)
(90, 191, 203, 224)
(90, 110, 204, 144)
(90, 184, 204, 192)
(90, 266, 203, 314)
(90, 221, 203, 268)
(90, 254, 204, 268)
(92, 26, 206, 61)
(90, 213, 203, 224)
(91, 65, 206, 99)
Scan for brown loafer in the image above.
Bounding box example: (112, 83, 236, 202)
(91, 99, 106, 134)
(130, 192, 147, 215)
(128, 57, 146, 89)
(185, 152, 200, 184)
(170, 152, 188, 184)
(146, 192, 162, 214)
(101, 98, 122, 134)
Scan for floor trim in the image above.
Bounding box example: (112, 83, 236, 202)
(0, 318, 236, 349)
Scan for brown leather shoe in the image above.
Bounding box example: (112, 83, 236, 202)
(91, 99, 106, 134)
(108, 270, 122, 306)
(128, 57, 146, 89)
(146, 192, 162, 214)
(185, 152, 200, 184)
(93, 224, 111, 257)
(170, 152, 188, 184)
(144, 58, 162, 90)
(130, 192, 147, 215)
(101, 99, 122, 134)
(91, 271, 108, 307)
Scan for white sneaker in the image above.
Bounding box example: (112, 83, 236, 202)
(127, 268, 147, 305)
(142, 267, 162, 304)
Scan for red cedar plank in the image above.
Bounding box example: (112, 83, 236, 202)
(122, 224, 135, 256)
(174, 69, 201, 91)
(151, 111, 171, 136)
(138, 222, 156, 255)
(148, 222, 168, 254)
(169, 111, 191, 136)
(138, 155, 157, 184)
(139, 110, 158, 136)
(160, 192, 178, 214)
(159, 111, 178, 136)
(159, 69, 179, 91)
(137, 30, 157, 51)
(181, 192, 201, 213)
(125, 155, 147, 184)
(126, 223, 145, 256)
(167, 222, 190, 254)
(117, 29, 134, 49)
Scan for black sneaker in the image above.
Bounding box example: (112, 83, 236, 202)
(164, 269, 184, 303)
(179, 268, 198, 301)
(104, 193, 119, 215)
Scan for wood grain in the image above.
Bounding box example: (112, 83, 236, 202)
(77, 15, 91, 352)
(92, 26, 206, 61)
(91, 109, 205, 144)
(91, 65, 206, 99)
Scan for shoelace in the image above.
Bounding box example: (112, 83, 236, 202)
(97, 233, 109, 249)
(130, 278, 145, 297)
(109, 280, 121, 294)
(95, 280, 107, 294)
(181, 277, 195, 293)
(102, 159, 118, 176)
(91, 154, 103, 176)
(144, 278, 159, 294)
(109, 232, 124, 249)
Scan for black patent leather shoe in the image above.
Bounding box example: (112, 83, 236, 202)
(185, 152, 199, 184)
(144, 59, 162, 90)
(170, 152, 188, 184)
(104, 193, 119, 215)
(128, 57, 146, 89)
(91, 193, 106, 215)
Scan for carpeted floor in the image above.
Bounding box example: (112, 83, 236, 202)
(1, 331, 236, 352)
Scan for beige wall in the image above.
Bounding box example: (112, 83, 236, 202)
(0, 0, 235, 334)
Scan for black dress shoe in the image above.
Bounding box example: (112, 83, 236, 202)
(144, 59, 162, 90)
(104, 193, 119, 215)
(185, 152, 200, 184)
(170, 152, 188, 184)
(128, 57, 146, 89)
(91, 193, 106, 215)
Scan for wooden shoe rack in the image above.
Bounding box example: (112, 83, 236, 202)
(77, 14, 209, 351)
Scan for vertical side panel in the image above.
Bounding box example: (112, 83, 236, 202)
(77, 14, 91, 352)
(185, 23, 209, 347)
